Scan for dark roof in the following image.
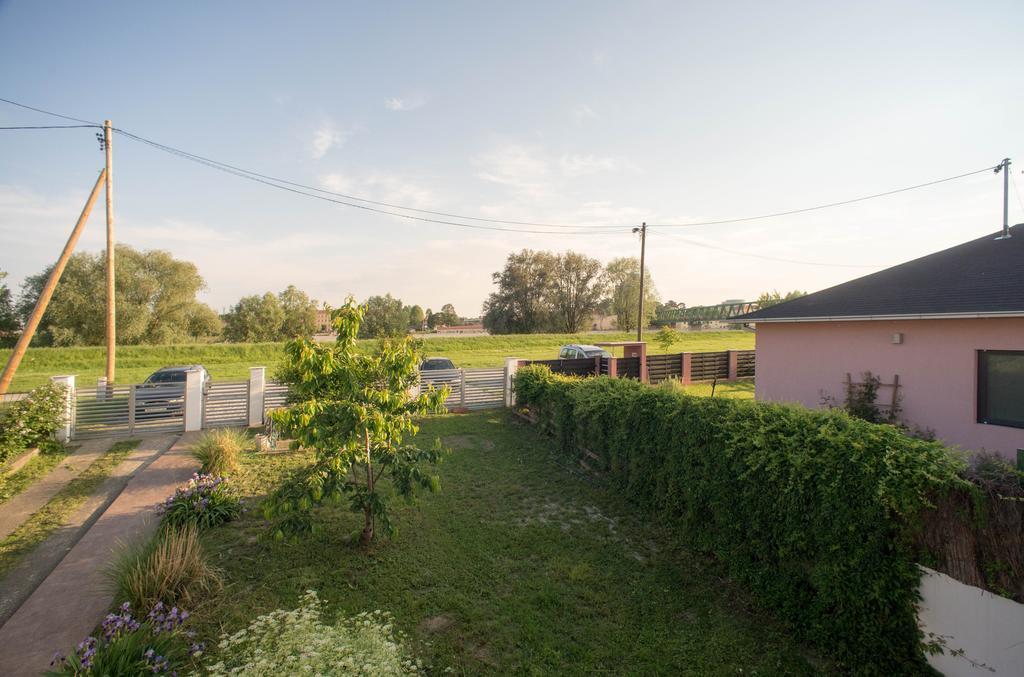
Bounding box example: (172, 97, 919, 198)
(735, 224, 1024, 322)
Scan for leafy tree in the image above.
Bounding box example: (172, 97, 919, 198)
(482, 249, 556, 334)
(360, 294, 409, 338)
(424, 308, 436, 330)
(18, 245, 215, 346)
(266, 299, 448, 544)
(0, 271, 18, 347)
(545, 252, 605, 333)
(186, 303, 223, 340)
(407, 305, 425, 331)
(436, 303, 459, 327)
(756, 289, 807, 309)
(604, 257, 658, 333)
(654, 324, 678, 351)
(223, 293, 285, 342)
(278, 285, 319, 338)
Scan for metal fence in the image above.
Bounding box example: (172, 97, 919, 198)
(75, 382, 186, 439)
(202, 381, 249, 429)
(528, 349, 756, 384)
(419, 367, 507, 411)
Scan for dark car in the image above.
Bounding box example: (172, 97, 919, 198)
(420, 357, 456, 371)
(138, 366, 211, 420)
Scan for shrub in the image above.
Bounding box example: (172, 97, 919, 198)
(0, 383, 67, 464)
(192, 428, 248, 475)
(111, 525, 222, 612)
(158, 473, 242, 529)
(513, 366, 967, 675)
(204, 591, 422, 675)
(47, 601, 203, 675)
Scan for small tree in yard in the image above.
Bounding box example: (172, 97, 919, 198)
(265, 298, 449, 545)
(654, 324, 677, 351)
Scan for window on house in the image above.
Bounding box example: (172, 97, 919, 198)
(977, 350, 1024, 429)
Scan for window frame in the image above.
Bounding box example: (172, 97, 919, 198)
(977, 349, 1024, 429)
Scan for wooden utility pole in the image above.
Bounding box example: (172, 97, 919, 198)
(104, 120, 116, 383)
(633, 222, 647, 341)
(0, 169, 107, 396)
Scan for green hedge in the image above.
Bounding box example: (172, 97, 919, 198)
(514, 366, 967, 675)
(0, 383, 68, 464)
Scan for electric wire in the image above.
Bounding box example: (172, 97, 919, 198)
(0, 124, 101, 130)
(0, 97, 100, 125)
(648, 166, 999, 228)
(646, 228, 882, 268)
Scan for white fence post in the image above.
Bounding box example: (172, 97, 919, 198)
(184, 370, 203, 432)
(504, 358, 520, 407)
(96, 376, 107, 401)
(459, 369, 466, 409)
(248, 366, 266, 427)
(50, 374, 75, 442)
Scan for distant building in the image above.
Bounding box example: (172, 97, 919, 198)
(434, 323, 485, 335)
(316, 308, 332, 333)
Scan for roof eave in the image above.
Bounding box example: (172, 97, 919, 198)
(727, 310, 1024, 323)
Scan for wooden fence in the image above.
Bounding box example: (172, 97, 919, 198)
(523, 349, 755, 385)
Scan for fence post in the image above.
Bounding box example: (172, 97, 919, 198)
(608, 357, 618, 378)
(459, 369, 466, 409)
(184, 370, 203, 432)
(128, 384, 136, 435)
(680, 352, 692, 385)
(248, 366, 266, 427)
(727, 349, 739, 381)
(50, 374, 75, 443)
(96, 376, 107, 401)
(504, 358, 519, 407)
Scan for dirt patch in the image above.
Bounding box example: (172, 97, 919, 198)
(419, 615, 454, 633)
(442, 435, 494, 450)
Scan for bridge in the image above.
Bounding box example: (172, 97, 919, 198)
(652, 301, 759, 325)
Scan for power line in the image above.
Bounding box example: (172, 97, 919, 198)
(0, 124, 100, 130)
(647, 229, 882, 268)
(0, 97, 99, 126)
(648, 166, 999, 228)
(113, 128, 624, 231)
(115, 131, 626, 236)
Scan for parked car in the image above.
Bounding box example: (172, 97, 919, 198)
(138, 365, 211, 420)
(558, 344, 611, 360)
(420, 357, 456, 371)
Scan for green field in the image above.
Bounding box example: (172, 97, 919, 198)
(0, 331, 754, 392)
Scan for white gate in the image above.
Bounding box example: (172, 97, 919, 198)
(419, 367, 506, 410)
(74, 382, 186, 439)
(202, 381, 249, 429)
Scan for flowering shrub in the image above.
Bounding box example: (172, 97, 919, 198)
(47, 602, 203, 675)
(0, 383, 67, 464)
(205, 591, 423, 675)
(158, 473, 241, 529)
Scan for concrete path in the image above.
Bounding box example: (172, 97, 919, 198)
(0, 432, 202, 676)
(0, 439, 115, 541)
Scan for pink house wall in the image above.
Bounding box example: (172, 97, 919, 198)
(754, 318, 1024, 459)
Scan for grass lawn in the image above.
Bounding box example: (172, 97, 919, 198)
(193, 411, 823, 675)
(0, 330, 754, 392)
(0, 445, 72, 505)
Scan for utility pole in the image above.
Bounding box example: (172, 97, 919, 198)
(632, 222, 647, 342)
(994, 158, 1012, 239)
(0, 169, 107, 396)
(104, 120, 116, 382)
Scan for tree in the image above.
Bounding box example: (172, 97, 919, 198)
(186, 303, 223, 340)
(436, 303, 459, 327)
(266, 298, 448, 544)
(546, 252, 605, 333)
(407, 305, 425, 331)
(360, 294, 409, 338)
(482, 249, 556, 334)
(654, 324, 678, 351)
(18, 245, 215, 346)
(756, 289, 807, 309)
(424, 308, 436, 330)
(0, 271, 18, 347)
(223, 293, 285, 342)
(278, 285, 319, 338)
(604, 257, 658, 333)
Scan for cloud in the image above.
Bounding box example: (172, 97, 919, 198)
(559, 154, 620, 177)
(310, 121, 352, 159)
(572, 104, 599, 122)
(476, 144, 551, 199)
(320, 172, 439, 209)
(384, 96, 425, 112)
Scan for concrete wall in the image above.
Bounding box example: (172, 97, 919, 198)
(918, 567, 1024, 676)
(754, 318, 1024, 458)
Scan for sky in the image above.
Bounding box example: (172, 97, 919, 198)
(1, 0, 1022, 316)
